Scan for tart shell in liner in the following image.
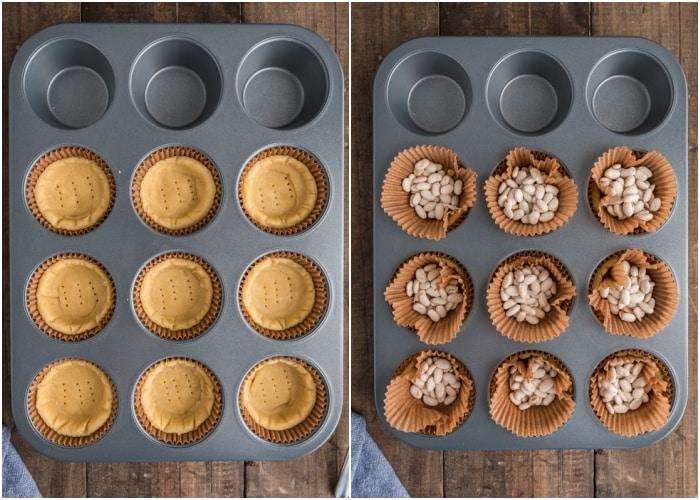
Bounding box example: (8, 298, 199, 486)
(134, 357, 223, 445)
(239, 357, 327, 444)
(589, 349, 672, 437)
(26, 253, 116, 342)
(132, 146, 222, 236)
(384, 252, 473, 345)
(588, 147, 677, 235)
(384, 350, 474, 436)
(26, 146, 116, 236)
(484, 148, 578, 237)
(238, 146, 328, 236)
(588, 248, 678, 338)
(27, 358, 117, 447)
(486, 251, 576, 343)
(239, 252, 328, 340)
(489, 350, 575, 438)
(133, 252, 223, 341)
(380, 145, 477, 240)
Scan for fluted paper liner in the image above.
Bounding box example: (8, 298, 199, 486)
(589, 349, 672, 437)
(239, 357, 327, 444)
(384, 350, 474, 436)
(27, 253, 116, 342)
(486, 251, 576, 343)
(26, 146, 116, 236)
(489, 351, 574, 438)
(134, 357, 222, 445)
(133, 252, 222, 341)
(132, 146, 222, 236)
(238, 146, 327, 235)
(384, 252, 473, 345)
(588, 249, 678, 338)
(28, 358, 117, 447)
(381, 145, 477, 240)
(485, 148, 578, 236)
(239, 251, 327, 340)
(588, 147, 676, 235)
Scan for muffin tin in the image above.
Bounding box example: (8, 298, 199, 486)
(373, 36, 687, 449)
(9, 22, 343, 461)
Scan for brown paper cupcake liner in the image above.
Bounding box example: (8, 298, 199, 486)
(239, 357, 327, 444)
(27, 358, 117, 447)
(588, 147, 677, 235)
(384, 252, 473, 345)
(589, 349, 672, 437)
(239, 251, 328, 340)
(486, 251, 576, 343)
(489, 350, 575, 438)
(133, 252, 223, 341)
(26, 253, 116, 342)
(132, 146, 222, 236)
(238, 146, 328, 235)
(384, 350, 474, 436)
(484, 148, 578, 236)
(588, 249, 678, 338)
(26, 146, 116, 236)
(380, 145, 477, 240)
(134, 357, 223, 445)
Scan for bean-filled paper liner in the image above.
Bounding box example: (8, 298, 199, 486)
(589, 349, 672, 437)
(26, 253, 116, 342)
(380, 145, 477, 240)
(486, 251, 575, 343)
(384, 350, 474, 436)
(384, 252, 473, 345)
(588, 249, 678, 338)
(133, 252, 223, 341)
(26, 146, 116, 236)
(239, 251, 328, 340)
(239, 356, 327, 444)
(489, 351, 574, 438)
(484, 148, 578, 236)
(27, 358, 117, 447)
(588, 147, 676, 235)
(132, 146, 222, 236)
(134, 357, 223, 445)
(238, 146, 327, 236)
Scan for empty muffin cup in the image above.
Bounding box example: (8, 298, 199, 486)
(23, 38, 115, 129)
(487, 50, 572, 135)
(130, 37, 222, 129)
(237, 37, 329, 129)
(386, 51, 471, 134)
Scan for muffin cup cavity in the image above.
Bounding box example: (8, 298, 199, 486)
(237, 38, 329, 129)
(486, 50, 572, 135)
(23, 37, 115, 129)
(586, 50, 673, 135)
(130, 37, 222, 129)
(386, 51, 472, 135)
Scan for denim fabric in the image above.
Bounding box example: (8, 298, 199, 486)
(351, 412, 409, 498)
(2, 426, 41, 498)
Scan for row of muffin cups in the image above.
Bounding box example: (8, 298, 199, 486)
(381, 145, 678, 240)
(25, 144, 328, 238)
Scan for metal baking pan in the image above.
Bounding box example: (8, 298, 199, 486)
(9, 22, 343, 461)
(373, 36, 687, 449)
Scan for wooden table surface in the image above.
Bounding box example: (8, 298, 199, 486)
(350, 2, 697, 498)
(2, 2, 348, 497)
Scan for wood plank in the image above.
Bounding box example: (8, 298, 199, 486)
(175, 2, 241, 23)
(81, 2, 177, 22)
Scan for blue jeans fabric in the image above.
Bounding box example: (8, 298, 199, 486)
(2, 426, 41, 498)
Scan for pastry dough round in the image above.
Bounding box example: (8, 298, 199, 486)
(33, 156, 111, 230)
(242, 358, 317, 431)
(241, 155, 317, 229)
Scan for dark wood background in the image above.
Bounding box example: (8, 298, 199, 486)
(2, 2, 348, 497)
(351, 2, 697, 498)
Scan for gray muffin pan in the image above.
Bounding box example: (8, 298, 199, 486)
(9, 23, 343, 461)
(373, 37, 687, 449)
